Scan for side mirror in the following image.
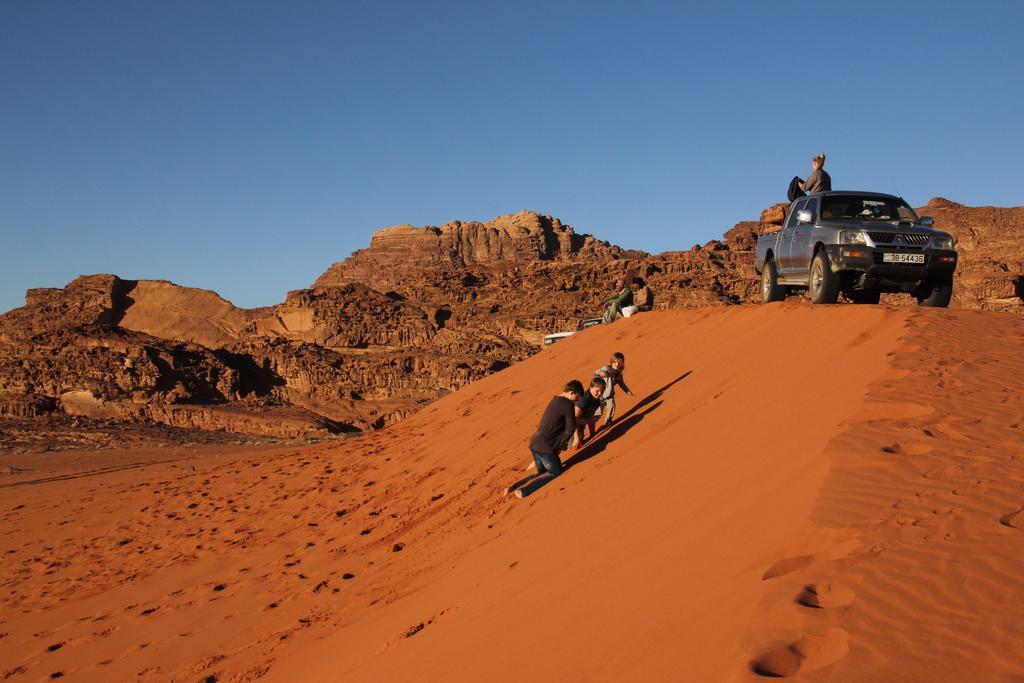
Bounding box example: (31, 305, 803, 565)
(919, 216, 935, 227)
(796, 210, 813, 224)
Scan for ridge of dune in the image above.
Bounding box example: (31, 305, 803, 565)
(2, 305, 1023, 681)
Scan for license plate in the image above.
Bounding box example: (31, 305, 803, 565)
(882, 252, 925, 264)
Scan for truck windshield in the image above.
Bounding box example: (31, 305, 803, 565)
(821, 195, 918, 222)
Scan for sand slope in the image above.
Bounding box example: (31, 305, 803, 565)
(2, 305, 1023, 682)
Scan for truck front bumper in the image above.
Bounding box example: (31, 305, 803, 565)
(825, 245, 957, 290)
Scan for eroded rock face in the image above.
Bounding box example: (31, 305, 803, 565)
(915, 198, 1024, 311)
(0, 322, 346, 438)
(314, 210, 625, 289)
(253, 285, 436, 350)
(116, 279, 262, 349)
(9, 275, 130, 338)
(0, 325, 237, 405)
(4, 275, 262, 350)
(2, 199, 1020, 447)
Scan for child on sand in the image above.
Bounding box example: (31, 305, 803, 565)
(571, 377, 605, 449)
(505, 380, 584, 499)
(595, 352, 634, 428)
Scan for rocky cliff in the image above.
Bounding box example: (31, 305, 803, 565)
(1, 199, 1020, 448)
(916, 197, 1024, 311)
(314, 210, 627, 289)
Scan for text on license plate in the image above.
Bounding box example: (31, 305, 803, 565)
(882, 252, 925, 264)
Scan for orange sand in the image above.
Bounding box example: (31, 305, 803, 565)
(2, 304, 1023, 681)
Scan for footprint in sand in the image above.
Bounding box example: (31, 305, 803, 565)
(892, 492, 934, 510)
(952, 480, 988, 496)
(797, 582, 855, 609)
(752, 628, 849, 677)
(922, 462, 969, 481)
(1000, 508, 1024, 529)
(880, 442, 931, 456)
(913, 507, 958, 528)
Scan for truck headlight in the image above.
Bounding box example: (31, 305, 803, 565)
(933, 236, 954, 249)
(840, 230, 867, 245)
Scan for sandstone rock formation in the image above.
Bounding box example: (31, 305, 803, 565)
(758, 203, 789, 233)
(116, 279, 263, 349)
(2, 199, 1020, 448)
(915, 197, 1024, 311)
(314, 210, 625, 289)
(0, 321, 344, 438)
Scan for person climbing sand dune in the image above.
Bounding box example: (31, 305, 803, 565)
(595, 352, 634, 429)
(572, 377, 605, 449)
(505, 380, 583, 498)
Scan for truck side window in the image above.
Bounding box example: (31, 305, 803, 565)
(803, 197, 819, 224)
(785, 200, 805, 230)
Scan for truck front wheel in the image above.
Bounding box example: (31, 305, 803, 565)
(809, 251, 840, 304)
(761, 258, 785, 303)
(849, 290, 881, 305)
(916, 279, 953, 308)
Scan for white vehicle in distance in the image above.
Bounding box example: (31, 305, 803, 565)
(543, 318, 604, 346)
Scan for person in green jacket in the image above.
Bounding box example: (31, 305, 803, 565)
(602, 278, 633, 323)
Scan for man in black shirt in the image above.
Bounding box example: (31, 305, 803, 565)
(507, 380, 583, 498)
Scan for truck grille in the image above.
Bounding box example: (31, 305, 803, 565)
(868, 232, 930, 247)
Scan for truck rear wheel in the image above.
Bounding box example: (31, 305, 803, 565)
(916, 279, 953, 308)
(809, 251, 840, 304)
(761, 258, 785, 303)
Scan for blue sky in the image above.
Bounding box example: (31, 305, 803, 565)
(2, 1, 1022, 313)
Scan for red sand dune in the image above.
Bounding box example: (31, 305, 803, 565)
(2, 304, 1023, 681)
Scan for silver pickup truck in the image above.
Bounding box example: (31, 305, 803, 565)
(754, 191, 958, 306)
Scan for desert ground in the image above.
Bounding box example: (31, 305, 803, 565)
(2, 304, 1023, 681)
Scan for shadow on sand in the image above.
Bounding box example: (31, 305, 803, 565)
(564, 370, 692, 470)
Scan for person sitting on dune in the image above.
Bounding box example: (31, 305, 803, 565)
(602, 278, 633, 323)
(506, 380, 583, 498)
(621, 277, 654, 317)
(572, 377, 606, 449)
(595, 352, 634, 428)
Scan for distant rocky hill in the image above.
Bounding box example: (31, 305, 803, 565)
(1, 202, 1020, 447)
(916, 197, 1024, 311)
(314, 210, 629, 287)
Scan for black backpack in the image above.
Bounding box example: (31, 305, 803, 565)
(787, 176, 806, 203)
